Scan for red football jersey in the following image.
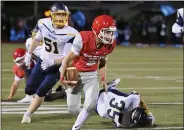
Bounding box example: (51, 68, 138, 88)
(72, 31, 116, 72)
(13, 64, 25, 79)
(12, 61, 35, 79)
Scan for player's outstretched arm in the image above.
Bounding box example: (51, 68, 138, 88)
(6, 80, 21, 100)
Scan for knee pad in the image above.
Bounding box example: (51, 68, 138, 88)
(68, 105, 80, 115)
(25, 85, 36, 95)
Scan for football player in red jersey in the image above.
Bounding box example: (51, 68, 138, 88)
(6, 48, 35, 102)
(60, 15, 117, 130)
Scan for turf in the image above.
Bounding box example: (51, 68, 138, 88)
(1, 43, 183, 130)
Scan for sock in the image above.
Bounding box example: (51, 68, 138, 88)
(72, 109, 90, 130)
(24, 111, 31, 117)
(26, 95, 32, 99)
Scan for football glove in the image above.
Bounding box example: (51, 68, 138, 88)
(41, 58, 54, 70)
(24, 53, 32, 67)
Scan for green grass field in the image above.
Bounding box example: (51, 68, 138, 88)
(1, 43, 183, 130)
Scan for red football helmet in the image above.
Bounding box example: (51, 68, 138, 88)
(92, 15, 117, 44)
(13, 48, 26, 66)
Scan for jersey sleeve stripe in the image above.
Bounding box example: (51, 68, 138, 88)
(43, 23, 53, 33)
(67, 36, 75, 44)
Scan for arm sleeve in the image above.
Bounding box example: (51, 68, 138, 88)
(25, 38, 32, 51)
(35, 30, 43, 42)
(63, 43, 72, 56)
(172, 23, 183, 33)
(71, 33, 83, 56)
(14, 75, 22, 81)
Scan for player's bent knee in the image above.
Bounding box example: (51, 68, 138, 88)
(36, 87, 51, 97)
(25, 85, 36, 95)
(68, 105, 80, 115)
(36, 91, 47, 97)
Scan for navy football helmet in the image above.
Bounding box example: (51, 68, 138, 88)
(50, 3, 69, 27)
(130, 107, 153, 127)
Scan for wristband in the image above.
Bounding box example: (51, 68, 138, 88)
(101, 76, 105, 81)
(60, 76, 64, 81)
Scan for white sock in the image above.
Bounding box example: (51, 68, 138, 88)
(72, 109, 90, 130)
(26, 95, 32, 98)
(24, 111, 31, 117)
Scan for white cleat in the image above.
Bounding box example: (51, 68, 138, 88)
(114, 78, 121, 85)
(107, 79, 121, 88)
(17, 95, 33, 103)
(21, 116, 31, 124)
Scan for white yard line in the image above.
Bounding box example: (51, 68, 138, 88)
(2, 105, 68, 107)
(1, 68, 183, 73)
(1, 76, 183, 82)
(109, 62, 183, 64)
(107, 68, 182, 71)
(148, 103, 183, 105)
(118, 87, 183, 90)
(2, 107, 68, 111)
(1, 102, 68, 106)
(2, 111, 69, 114)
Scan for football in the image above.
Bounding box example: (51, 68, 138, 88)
(65, 67, 79, 86)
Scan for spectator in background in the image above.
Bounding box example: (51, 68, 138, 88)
(117, 18, 125, 45)
(71, 11, 86, 31)
(157, 19, 167, 47)
(9, 17, 30, 42)
(2, 13, 10, 41)
(119, 22, 132, 46)
(136, 18, 149, 47)
(147, 18, 157, 46)
(16, 18, 28, 40)
(9, 18, 18, 41)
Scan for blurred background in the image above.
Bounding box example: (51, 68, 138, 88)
(1, 1, 184, 47)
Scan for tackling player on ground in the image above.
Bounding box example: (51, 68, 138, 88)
(21, 3, 78, 123)
(96, 79, 155, 128)
(6, 27, 42, 102)
(60, 15, 117, 130)
(6, 48, 35, 102)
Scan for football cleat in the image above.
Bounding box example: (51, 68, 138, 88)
(21, 116, 31, 124)
(107, 78, 121, 88)
(17, 95, 33, 103)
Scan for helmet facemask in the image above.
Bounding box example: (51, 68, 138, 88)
(13, 56, 25, 67)
(51, 11, 69, 28)
(98, 26, 117, 44)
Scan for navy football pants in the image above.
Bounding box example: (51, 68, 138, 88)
(25, 59, 60, 97)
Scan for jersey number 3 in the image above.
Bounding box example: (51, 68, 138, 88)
(107, 98, 125, 120)
(44, 37, 59, 54)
